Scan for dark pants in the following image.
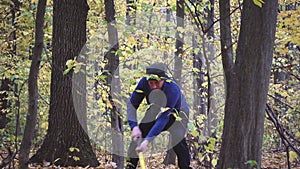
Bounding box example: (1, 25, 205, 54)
(126, 115, 192, 169)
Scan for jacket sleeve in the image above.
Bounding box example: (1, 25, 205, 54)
(127, 77, 147, 129)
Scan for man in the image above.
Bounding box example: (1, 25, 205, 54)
(126, 62, 192, 169)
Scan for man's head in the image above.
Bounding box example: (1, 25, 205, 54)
(146, 62, 166, 90)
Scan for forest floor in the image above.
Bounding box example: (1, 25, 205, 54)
(0, 149, 299, 168)
(93, 151, 299, 169)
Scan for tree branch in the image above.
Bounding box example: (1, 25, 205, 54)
(219, 0, 234, 83)
(185, 0, 242, 34)
(266, 104, 300, 156)
(267, 94, 300, 114)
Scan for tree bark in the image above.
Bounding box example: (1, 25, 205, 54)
(163, 0, 171, 60)
(218, 0, 279, 168)
(173, 0, 184, 84)
(104, 0, 124, 168)
(19, 0, 46, 168)
(126, 0, 136, 25)
(29, 0, 99, 167)
(164, 0, 185, 164)
(205, 0, 217, 137)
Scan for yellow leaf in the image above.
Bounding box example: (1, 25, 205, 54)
(41, 122, 48, 130)
(135, 89, 144, 93)
(289, 151, 298, 162)
(66, 58, 76, 68)
(177, 26, 185, 33)
(172, 112, 182, 121)
(192, 68, 200, 73)
(191, 130, 198, 137)
(202, 81, 208, 87)
(72, 156, 80, 161)
(160, 107, 170, 112)
(212, 159, 217, 167)
(280, 47, 289, 55)
(69, 147, 80, 152)
(280, 91, 289, 98)
(166, 38, 172, 43)
(295, 132, 300, 138)
(253, 0, 263, 8)
(166, 79, 172, 83)
(69, 147, 75, 152)
(127, 36, 136, 46)
(107, 101, 113, 109)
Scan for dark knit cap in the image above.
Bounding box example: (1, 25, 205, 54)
(146, 62, 166, 78)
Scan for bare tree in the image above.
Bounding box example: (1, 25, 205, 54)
(19, 0, 47, 168)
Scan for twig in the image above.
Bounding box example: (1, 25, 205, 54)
(267, 94, 300, 113)
(38, 93, 50, 105)
(266, 104, 300, 156)
(185, 0, 242, 34)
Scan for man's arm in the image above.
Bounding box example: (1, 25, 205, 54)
(127, 100, 139, 129)
(127, 77, 148, 129)
(144, 84, 180, 141)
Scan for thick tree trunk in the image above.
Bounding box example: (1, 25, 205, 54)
(218, 0, 278, 168)
(19, 0, 46, 168)
(30, 0, 99, 167)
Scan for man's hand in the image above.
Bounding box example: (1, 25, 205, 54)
(136, 140, 149, 153)
(131, 126, 142, 141)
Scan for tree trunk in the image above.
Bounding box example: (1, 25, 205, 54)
(164, 0, 185, 164)
(205, 0, 217, 137)
(29, 0, 99, 167)
(163, 0, 171, 60)
(19, 0, 46, 168)
(104, 0, 124, 168)
(173, 0, 184, 84)
(126, 0, 136, 25)
(218, 0, 279, 168)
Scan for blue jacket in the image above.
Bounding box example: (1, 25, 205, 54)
(127, 76, 189, 141)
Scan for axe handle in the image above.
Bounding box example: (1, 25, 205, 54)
(137, 138, 146, 169)
(138, 152, 146, 169)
